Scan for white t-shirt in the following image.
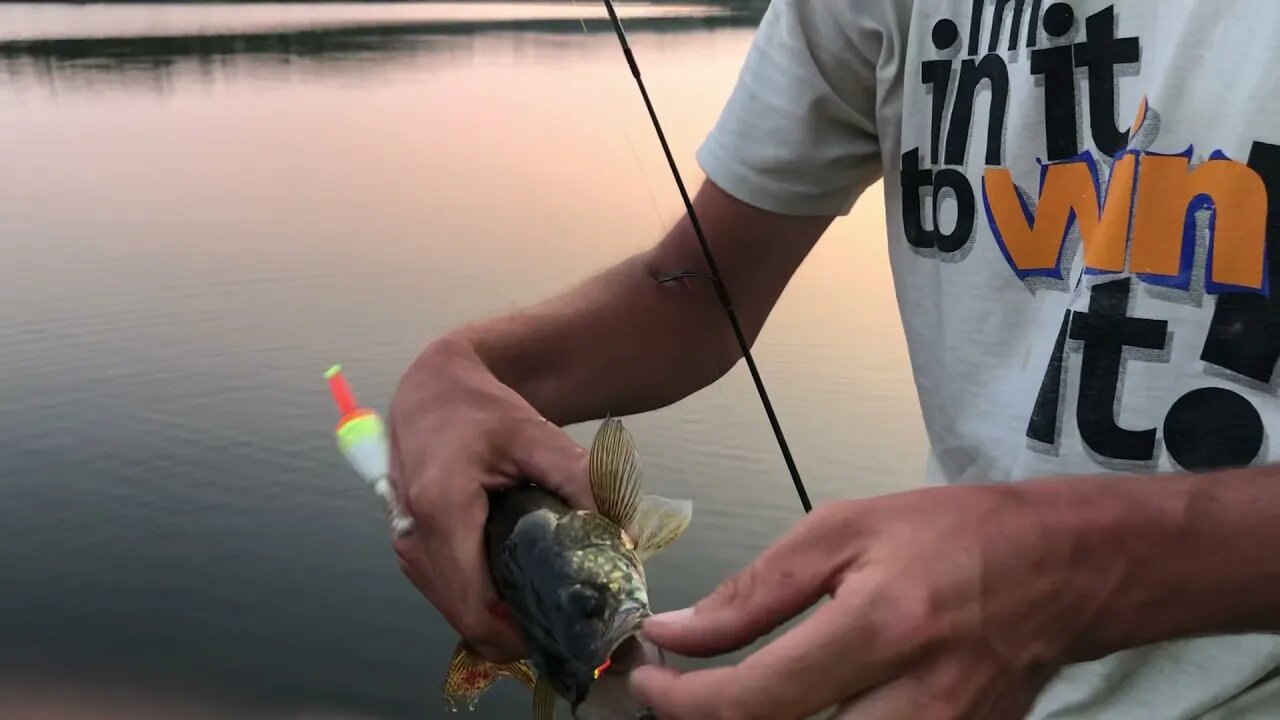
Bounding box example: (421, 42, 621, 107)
(697, 0, 1280, 717)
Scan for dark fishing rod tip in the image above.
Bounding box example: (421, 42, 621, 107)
(596, 0, 812, 517)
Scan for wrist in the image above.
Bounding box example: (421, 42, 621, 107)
(1033, 467, 1280, 664)
(400, 329, 504, 407)
(416, 328, 485, 373)
(1010, 473, 1195, 664)
(413, 325, 572, 423)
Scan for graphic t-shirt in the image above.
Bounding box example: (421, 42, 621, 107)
(696, 1, 1280, 717)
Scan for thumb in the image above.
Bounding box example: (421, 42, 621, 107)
(642, 508, 851, 657)
(501, 416, 594, 511)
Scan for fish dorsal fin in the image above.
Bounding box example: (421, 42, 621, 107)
(533, 673, 559, 720)
(589, 417, 643, 530)
(443, 641, 536, 711)
(628, 494, 693, 562)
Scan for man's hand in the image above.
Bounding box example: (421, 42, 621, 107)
(386, 336, 595, 664)
(381, 181, 831, 667)
(628, 478, 1174, 720)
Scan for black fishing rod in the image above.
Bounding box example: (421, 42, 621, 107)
(596, 0, 813, 515)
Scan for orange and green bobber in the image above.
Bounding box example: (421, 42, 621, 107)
(324, 364, 413, 536)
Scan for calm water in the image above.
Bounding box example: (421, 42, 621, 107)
(0, 3, 926, 718)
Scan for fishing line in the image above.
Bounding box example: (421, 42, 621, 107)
(620, 129, 670, 236)
(572, 0, 669, 235)
(594, 0, 813, 515)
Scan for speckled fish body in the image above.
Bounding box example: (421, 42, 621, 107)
(441, 417, 693, 720)
(486, 484, 651, 708)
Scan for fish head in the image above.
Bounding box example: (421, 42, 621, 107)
(486, 417, 693, 716)
(504, 508, 652, 707)
(538, 581, 650, 710)
(569, 630, 667, 720)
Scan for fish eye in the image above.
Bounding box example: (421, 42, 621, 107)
(564, 584, 605, 618)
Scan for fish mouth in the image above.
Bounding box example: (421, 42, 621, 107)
(597, 607, 652, 675)
(571, 613, 666, 720)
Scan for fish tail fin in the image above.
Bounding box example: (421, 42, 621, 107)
(443, 640, 538, 711)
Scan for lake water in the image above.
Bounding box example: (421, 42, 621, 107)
(0, 3, 926, 718)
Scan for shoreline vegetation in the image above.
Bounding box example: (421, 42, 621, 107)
(0, 16, 758, 67)
(0, 1, 764, 90)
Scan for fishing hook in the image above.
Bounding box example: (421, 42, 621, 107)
(596, 0, 812, 515)
(654, 271, 713, 285)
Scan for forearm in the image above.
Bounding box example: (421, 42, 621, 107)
(424, 181, 830, 426)
(1041, 466, 1280, 663)
(451, 246, 733, 425)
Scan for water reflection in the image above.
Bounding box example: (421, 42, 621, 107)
(0, 9, 762, 92)
(0, 3, 923, 718)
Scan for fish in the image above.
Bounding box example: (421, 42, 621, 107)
(441, 416, 693, 720)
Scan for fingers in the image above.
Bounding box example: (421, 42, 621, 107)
(395, 476, 526, 664)
(384, 356, 589, 663)
(632, 591, 899, 720)
(642, 504, 855, 657)
(388, 409, 526, 661)
(827, 676, 931, 720)
(498, 416, 593, 510)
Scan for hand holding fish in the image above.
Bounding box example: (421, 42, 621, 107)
(387, 337, 596, 664)
(629, 477, 1176, 720)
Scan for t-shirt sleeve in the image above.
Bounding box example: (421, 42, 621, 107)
(696, 0, 887, 217)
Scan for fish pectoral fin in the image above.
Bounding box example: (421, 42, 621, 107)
(588, 416, 643, 531)
(443, 640, 536, 711)
(628, 494, 693, 561)
(533, 672, 559, 720)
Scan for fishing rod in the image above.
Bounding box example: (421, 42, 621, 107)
(596, 0, 813, 515)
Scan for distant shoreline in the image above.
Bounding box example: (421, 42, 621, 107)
(0, 0, 768, 81)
